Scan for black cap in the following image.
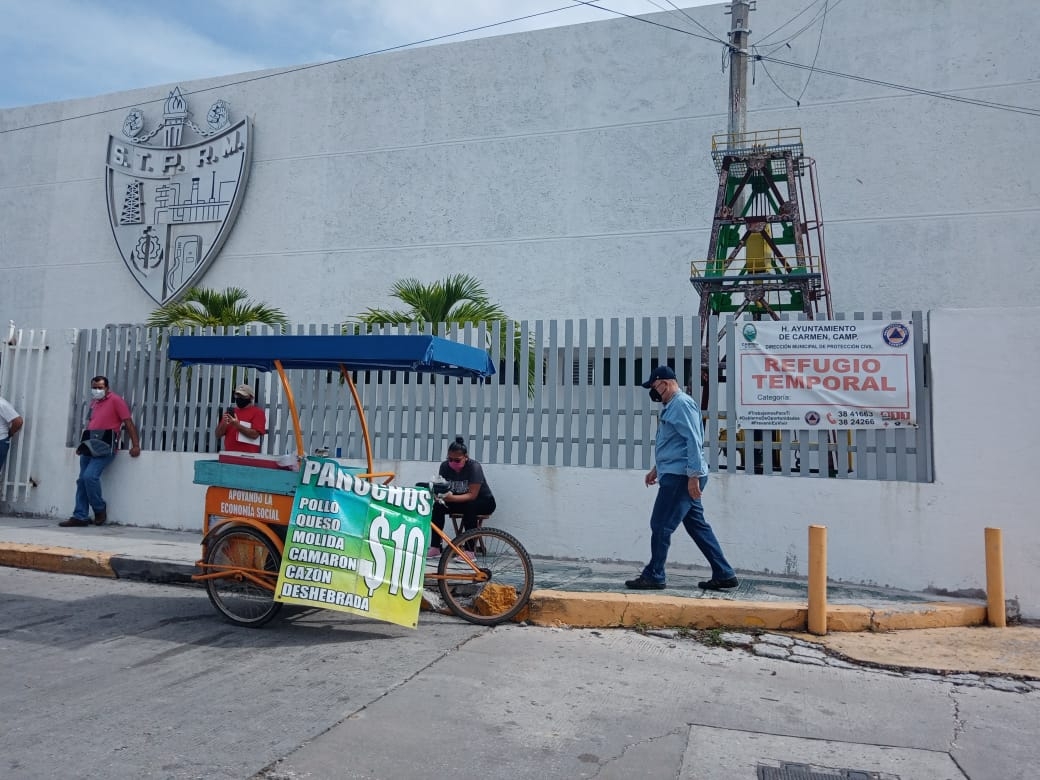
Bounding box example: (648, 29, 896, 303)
(641, 365, 676, 388)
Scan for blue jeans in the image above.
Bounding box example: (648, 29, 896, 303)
(73, 453, 115, 519)
(0, 438, 9, 473)
(640, 473, 735, 584)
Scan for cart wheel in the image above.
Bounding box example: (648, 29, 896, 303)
(438, 528, 533, 626)
(205, 526, 283, 628)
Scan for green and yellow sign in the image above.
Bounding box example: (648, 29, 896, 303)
(274, 457, 433, 628)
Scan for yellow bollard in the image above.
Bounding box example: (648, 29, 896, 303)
(807, 525, 827, 635)
(984, 527, 1006, 628)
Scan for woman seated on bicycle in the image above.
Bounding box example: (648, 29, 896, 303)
(428, 436, 496, 558)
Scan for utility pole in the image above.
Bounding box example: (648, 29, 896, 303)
(725, 1, 754, 146)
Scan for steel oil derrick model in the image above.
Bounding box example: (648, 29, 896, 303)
(690, 127, 832, 348)
(690, 129, 836, 475)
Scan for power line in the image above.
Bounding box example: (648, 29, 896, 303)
(756, 0, 826, 47)
(757, 54, 1040, 117)
(795, 0, 829, 104)
(755, 0, 847, 57)
(658, 0, 729, 44)
(569, 1, 728, 44)
(2, 0, 1036, 138)
(0, 4, 593, 135)
(756, 58, 801, 105)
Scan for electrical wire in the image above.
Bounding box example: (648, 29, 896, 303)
(569, 0, 728, 44)
(0, 4, 595, 135)
(640, 0, 716, 39)
(659, 0, 729, 44)
(757, 57, 801, 105)
(757, 54, 1040, 117)
(756, 0, 826, 47)
(795, 0, 828, 104)
(755, 0, 848, 58)
(2, 0, 1036, 137)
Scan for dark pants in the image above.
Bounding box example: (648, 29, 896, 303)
(640, 473, 735, 584)
(431, 495, 496, 548)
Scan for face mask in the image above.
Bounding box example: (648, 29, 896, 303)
(234, 396, 250, 408)
(648, 388, 663, 403)
(90, 388, 106, 400)
(447, 460, 465, 472)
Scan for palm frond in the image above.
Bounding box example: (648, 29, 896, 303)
(147, 287, 289, 332)
(345, 274, 537, 397)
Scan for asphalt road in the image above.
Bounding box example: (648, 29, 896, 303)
(2, 568, 1037, 780)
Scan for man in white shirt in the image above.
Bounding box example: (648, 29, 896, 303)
(0, 395, 24, 473)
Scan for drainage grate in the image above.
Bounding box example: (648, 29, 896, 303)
(757, 762, 898, 780)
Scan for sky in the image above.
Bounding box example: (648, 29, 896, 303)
(0, 0, 723, 109)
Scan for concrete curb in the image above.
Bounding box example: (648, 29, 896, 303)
(109, 557, 198, 584)
(0, 543, 117, 579)
(1, 543, 989, 632)
(0, 543, 198, 584)
(526, 589, 988, 633)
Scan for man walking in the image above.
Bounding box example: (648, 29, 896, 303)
(625, 365, 738, 591)
(59, 375, 140, 527)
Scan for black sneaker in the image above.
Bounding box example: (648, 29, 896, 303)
(698, 576, 739, 590)
(625, 576, 665, 590)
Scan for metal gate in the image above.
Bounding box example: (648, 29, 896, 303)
(0, 324, 47, 501)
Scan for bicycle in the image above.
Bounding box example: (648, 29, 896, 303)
(173, 333, 534, 630)
(199, 508, 533, 628)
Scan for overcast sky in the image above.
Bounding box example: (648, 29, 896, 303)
(0, 0, 724, 109)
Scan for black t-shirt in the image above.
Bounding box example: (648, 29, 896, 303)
(438, 459, 494, 501)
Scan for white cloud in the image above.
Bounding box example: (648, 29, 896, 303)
(1, 0, 264, 106)
(0, 0, 722, 108)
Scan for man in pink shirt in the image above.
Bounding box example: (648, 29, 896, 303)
(59, 375, 141, 527)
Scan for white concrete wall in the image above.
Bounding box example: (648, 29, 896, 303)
(0, 0, 1037, 329)
(0, 3, 1037, 615)
(6, 308, 1036, 619)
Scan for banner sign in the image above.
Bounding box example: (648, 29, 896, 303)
(274, 458, 433, 628)
(736, 320, 916, 430)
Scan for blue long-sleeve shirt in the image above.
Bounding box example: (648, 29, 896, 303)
(655, 391, 706, 478)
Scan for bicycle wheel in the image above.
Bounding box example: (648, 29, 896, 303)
(437, 528, 534, 626)
(205, 526, 283, 628)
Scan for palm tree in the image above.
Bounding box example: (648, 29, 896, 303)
(146, 286, 289, 332)
(148, 286, 290, 393)
(348, 274, 537, 395)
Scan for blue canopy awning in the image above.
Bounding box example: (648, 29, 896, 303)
(167, 334, 496, 379)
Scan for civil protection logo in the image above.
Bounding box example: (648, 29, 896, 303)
(104, 87, 252, 305)
(882, 322, 910, 348)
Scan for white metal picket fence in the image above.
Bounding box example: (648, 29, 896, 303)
(0, 325, 48, 501)
(68, 313, 932, 482)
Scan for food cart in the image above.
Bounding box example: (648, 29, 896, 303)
(168, 333, 533, 628)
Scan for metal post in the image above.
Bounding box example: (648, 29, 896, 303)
(807, 524, 827, 635)
(984, 527, 1006, 628)
(726, 1, 753, 147)
(724, 1, 754, 266)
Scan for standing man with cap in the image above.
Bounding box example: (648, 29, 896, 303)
(216, 383, 266, 453)
(625, 365, 739, 591)
(0, 394, 23, 473)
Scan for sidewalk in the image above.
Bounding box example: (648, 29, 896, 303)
(0, 514, 1036, 678)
